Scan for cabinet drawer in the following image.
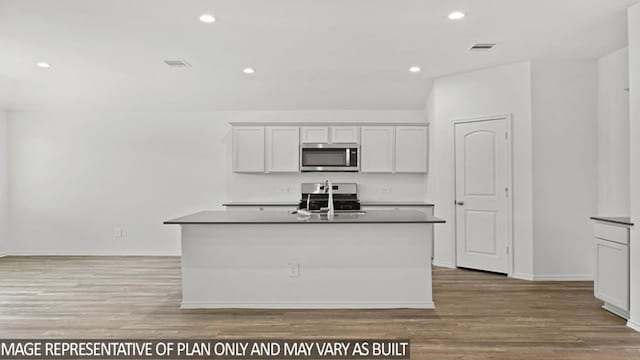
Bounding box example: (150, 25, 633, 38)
(594, 222, 629, 245)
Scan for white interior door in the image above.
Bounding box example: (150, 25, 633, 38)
(454, 118, 509, 274)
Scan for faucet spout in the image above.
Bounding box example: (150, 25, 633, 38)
(324, 179, 335, 218)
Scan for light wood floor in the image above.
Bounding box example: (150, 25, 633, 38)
(1, 257, 639, 359)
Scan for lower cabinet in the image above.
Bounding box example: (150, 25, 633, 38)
(593, 222, 630, 319)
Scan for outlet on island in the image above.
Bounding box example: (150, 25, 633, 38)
(381, 185, 392, 193)
(278, 186, 290, 193)
(288, 263, 300, 278)
(113, 227, 124, 237)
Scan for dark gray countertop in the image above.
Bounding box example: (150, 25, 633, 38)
(165, 210, 445, 224)
(223, 201, 435, 207)
(223, 202, 298, 206)
(590, 216, 634, 226)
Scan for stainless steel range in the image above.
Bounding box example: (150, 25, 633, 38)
(298, 183, 361, 212)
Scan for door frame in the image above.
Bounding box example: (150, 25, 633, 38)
(451, 114, 514, 277)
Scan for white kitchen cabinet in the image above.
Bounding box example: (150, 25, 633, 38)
(360, 126, 394, 173)
(266, 126, 300, 173)
(395, 126, 428, 173)
(331, 126, 360, 143)
(232, 126, 265, 173)
(593, 221, 630, 319)
(301, 127, 329, 143)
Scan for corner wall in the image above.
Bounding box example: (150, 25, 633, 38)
(427, 59, 598, 280)
(0, 111, 8, 256)
(627, 2, 640, 332)
(597, 48, 630, 216)
(530, 60, 598, 279)
(426, 62, 534, 275)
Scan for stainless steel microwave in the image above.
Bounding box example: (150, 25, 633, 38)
(300, 143, 360, 172)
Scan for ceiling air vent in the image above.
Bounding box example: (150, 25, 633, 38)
(163, 60, 191, 67)
(469, 43, 496, 52)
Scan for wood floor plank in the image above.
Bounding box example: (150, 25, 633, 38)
(0, 256, 639, 359)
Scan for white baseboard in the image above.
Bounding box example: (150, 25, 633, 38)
(7, 250, 180, 257)
(603, 303, 629, 320)
(529, 274, 592, 281)
(511, 272, 534, 281)
(628, 320, 640, 333)
(432, 260, 455, 269)
(181, 300, 436, 310)
(0, 252, 9, 258)
(511, 273, 591, 281)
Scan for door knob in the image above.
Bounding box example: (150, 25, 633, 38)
(456, 201, 465, 206)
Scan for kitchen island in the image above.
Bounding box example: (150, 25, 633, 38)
(165, 210, 445, 309)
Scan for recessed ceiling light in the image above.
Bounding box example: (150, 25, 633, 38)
(448, 11, 465, 20)
(199, 14, 216, 23)
(243, 68, 255, 74)
(409, 66, 421, 73)
(36, 62, 51, 68)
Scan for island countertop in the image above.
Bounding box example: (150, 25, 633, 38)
(590, 216, 634, 226)
(165, 209, 446, 225)
(222, 201, 435, 207)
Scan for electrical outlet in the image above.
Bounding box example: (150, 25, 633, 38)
(288, 263, 300, 278)
(113, 227, 124, 237)
(278, 186, 290, 193)
(381, 185, 392, 193)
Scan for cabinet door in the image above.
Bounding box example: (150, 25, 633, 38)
(266, 127, 300, 173)
(232, 127, 265, 173)
(301, 127, 329, 143)
(331, 126, 360, 143)
(360, 127, 394, 173)
(595, 238, 629, 311)
(395, 126, 428, 173)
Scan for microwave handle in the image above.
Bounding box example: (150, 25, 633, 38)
(346, 148, 350, 166)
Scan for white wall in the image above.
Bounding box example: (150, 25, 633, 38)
(530, 60, 598, 279)
(598, 48, 630, 216)
(0, 110, 9, 256)
(427, 59, 598, 280)
(628, 3, 640, 333)
(7, 110, 426, 255)
(426, 62, 534, 275)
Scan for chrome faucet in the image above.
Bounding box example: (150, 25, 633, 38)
(322, 179, 335, 217)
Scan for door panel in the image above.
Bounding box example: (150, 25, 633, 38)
(465, 210, 497, 255)
(455, 119, 509, 274)
(464, 131, 496, 195)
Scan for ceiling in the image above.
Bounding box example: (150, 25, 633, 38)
(0, 0, 637, 111)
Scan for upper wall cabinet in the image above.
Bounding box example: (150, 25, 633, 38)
(331, 126, 360, 143)
(360, 126, 395, 173)
(301, 127, 329, 143)
(266, 126, 300, 173)
(395, 126, 428, 173)
(232, 123, 428, 174)
(232, 127, 265, 173)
